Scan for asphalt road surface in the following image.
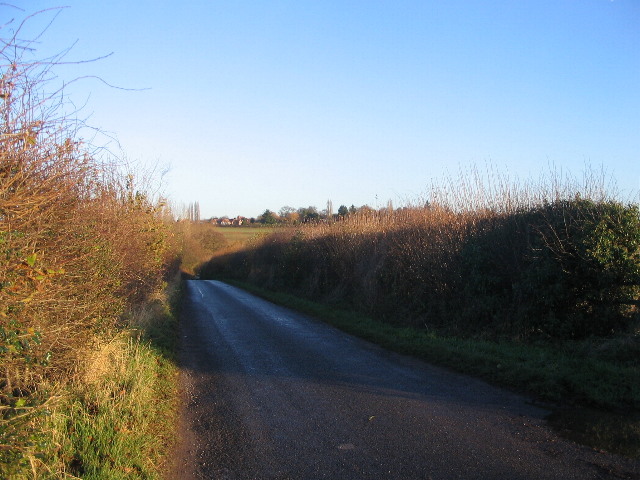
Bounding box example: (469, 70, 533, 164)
(167, 280, 638, 480)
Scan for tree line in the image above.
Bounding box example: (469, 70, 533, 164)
(257, 201, 393, 225)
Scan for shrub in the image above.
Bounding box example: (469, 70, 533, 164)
(0, 11, 178, 475)
(517, 198, 640, 338)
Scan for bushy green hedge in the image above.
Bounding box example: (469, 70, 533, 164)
(457, 199, 640, 338)
(519, 199, 640, 338)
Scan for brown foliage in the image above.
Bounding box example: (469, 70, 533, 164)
(0, 12, 178, 471)
(201, 169, 639, 340)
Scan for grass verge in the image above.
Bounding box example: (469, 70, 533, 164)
(8, 276, 182, 480)
(218, 278, 640, 457)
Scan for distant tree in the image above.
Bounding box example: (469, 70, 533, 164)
(288, 211, 301, 223)
(259, 209, 278, 225)
(298, 206, 319, 223)
(358, 205, 375, 215)
(337, 205, 349, 217)
(279, 206, 300, 223)
(279, 205, 296, 217)
(185, 201, 200, 222)
(349, 204, 357, 215)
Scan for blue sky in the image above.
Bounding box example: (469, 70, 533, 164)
(5, 1, 639, 218)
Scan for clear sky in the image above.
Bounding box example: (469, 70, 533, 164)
(5, 1, 639, 218)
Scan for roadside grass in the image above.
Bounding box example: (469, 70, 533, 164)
(218, 278, 640, 457)
(22, 276, 181, 480)
(56, 337, 172, 479)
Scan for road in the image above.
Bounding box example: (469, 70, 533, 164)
(167, 280, 638, 480)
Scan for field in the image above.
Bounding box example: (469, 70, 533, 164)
(214, 225, 275, 247)
(176, 224, 276, 275)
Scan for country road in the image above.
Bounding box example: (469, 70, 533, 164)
(167, 280, 638, 480)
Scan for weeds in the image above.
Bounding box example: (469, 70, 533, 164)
(55, 326, 176, 479)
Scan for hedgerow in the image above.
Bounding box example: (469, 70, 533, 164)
(0, 10, 178, 477)
(200, 180, 640, 342)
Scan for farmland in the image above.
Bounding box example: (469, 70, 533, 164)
(214, 225, 275, 247)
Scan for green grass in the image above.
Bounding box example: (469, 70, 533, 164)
(56, 286, 179, 479)
(56, 335, 175, 479)
(213, 225, 274, 246)
(3, 279, 182, 480)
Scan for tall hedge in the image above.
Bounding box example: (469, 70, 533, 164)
(1, 20, 176, 473)
(201, 199, 640, 340)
